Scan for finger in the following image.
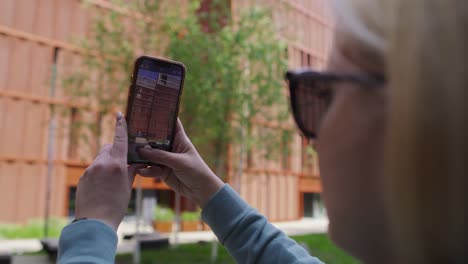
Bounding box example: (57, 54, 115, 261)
(128, 164, 146, 187)
(139, 166, 182, 193)
(95, 144, 112, 161)
(172, 119, 196, 153)
(175, 118, 185, 134)
(98, 144, 112, 156)
(160, 170, 183, 192)
(111, 112, 128, 160)
(138, 148, 180, 168)
(129, 164, 147, 176)
(175, 118, 190, 142)
(137, 165, 169, 178)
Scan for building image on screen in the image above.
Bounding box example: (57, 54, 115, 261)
(128, 61, 182, 162)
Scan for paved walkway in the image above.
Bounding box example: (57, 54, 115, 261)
(0, 218, 328, 257)
(117, 218, 328, 254)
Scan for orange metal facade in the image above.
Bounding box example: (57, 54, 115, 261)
(230, 0, 332, 221)
(0, 0, 332, 223)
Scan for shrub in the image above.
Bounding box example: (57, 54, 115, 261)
(0, 217, 67, 239)
(154, 206, 175, 222)
(181, 211, 200, 221)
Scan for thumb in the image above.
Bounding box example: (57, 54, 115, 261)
(111, 112, 128, 161)
(139, 147, 181, 168)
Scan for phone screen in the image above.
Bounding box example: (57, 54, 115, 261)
(126, 57, 185, 163)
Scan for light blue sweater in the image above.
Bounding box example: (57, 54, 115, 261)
(58, 185, 323, 263)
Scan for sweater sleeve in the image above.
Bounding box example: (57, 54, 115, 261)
(58, 219, 118, 264)
(202, 184, 324, 264)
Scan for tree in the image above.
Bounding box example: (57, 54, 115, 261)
(165, 0, 289, 179)
(63, 0, 288, 179)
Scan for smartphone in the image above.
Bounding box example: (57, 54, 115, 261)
(125, 56, 186, 164)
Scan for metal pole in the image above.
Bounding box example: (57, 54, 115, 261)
(133, 176, 142, 264)
(174, 192, 181, 246)
(210, 239, 219, 264)
(44, 47, 59, 238)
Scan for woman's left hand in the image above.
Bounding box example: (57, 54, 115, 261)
(74, 112, 144, 231)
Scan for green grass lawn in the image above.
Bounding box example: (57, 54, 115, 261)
(0, 218, 67, 239)
(116, 234, 360, 264)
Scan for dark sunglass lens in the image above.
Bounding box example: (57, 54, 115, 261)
(294, 78, 330, 137)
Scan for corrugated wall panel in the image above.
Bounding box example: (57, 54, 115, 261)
(249, 175, 261, 212)
(40, 105, 50, 160)
(251, 173, 261, 214)
(0, 97, 3, 139)
(30, 44, 53, 98)
(19, 164, 43, 219)
(56, 110, 70, 161)
(291, 134, 302, 172)
(0, 163, 4, 220)
(16, 164, 42, 221)
(55, 0, 74, 43)
(14, 0, 38, 34)
(3, 98, 25, 157)
(23, 103, 48, 159)
(265, 174, 273, 220)
(36, 164, 47, 218)
(0, 35, 11, 90)
(278, 175, 287, 219)
(0, 162, 20, 222)
(35, 0, 57, 38)
(292, 176, 299, 218)
(259, 173, 268, 216)
(7, 40, 33, 93)
(70, 0, 91, 37)
(50, 110, 65, 162)
(269, 175, 278, 221)
(240, 169, 301, 221)
(248, 173, 257, 212)
(239, 172, 247, 200)
(0, 0, 16, 27)
(0, 28, 4, 142)
(287, 176, 293, 219)
(51, 164, 67, 217)
(0, 0, 331, 223)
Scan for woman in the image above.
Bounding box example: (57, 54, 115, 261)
(58, 0, 468, 263)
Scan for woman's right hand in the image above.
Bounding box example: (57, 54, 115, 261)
(138, 119, 224, 208)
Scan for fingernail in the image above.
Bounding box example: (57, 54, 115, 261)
(116, 112, 123, 121)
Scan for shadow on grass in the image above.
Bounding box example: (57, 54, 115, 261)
(293, 234, 360, 264)
(116, 234, 360, 264)
(116, 241, 235, 264)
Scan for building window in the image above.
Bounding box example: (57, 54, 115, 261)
(68, 187, 77, 217)
(301, 137, 316, 175)
(303, 192, 326, 218)
(300, 51, 314, 67)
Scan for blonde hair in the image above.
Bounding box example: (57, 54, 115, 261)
(334, 0, 468, 262)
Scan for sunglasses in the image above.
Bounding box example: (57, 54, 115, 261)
(285, 69, 385, 139)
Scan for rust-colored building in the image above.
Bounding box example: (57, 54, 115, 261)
(0, 0, 332, 223)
